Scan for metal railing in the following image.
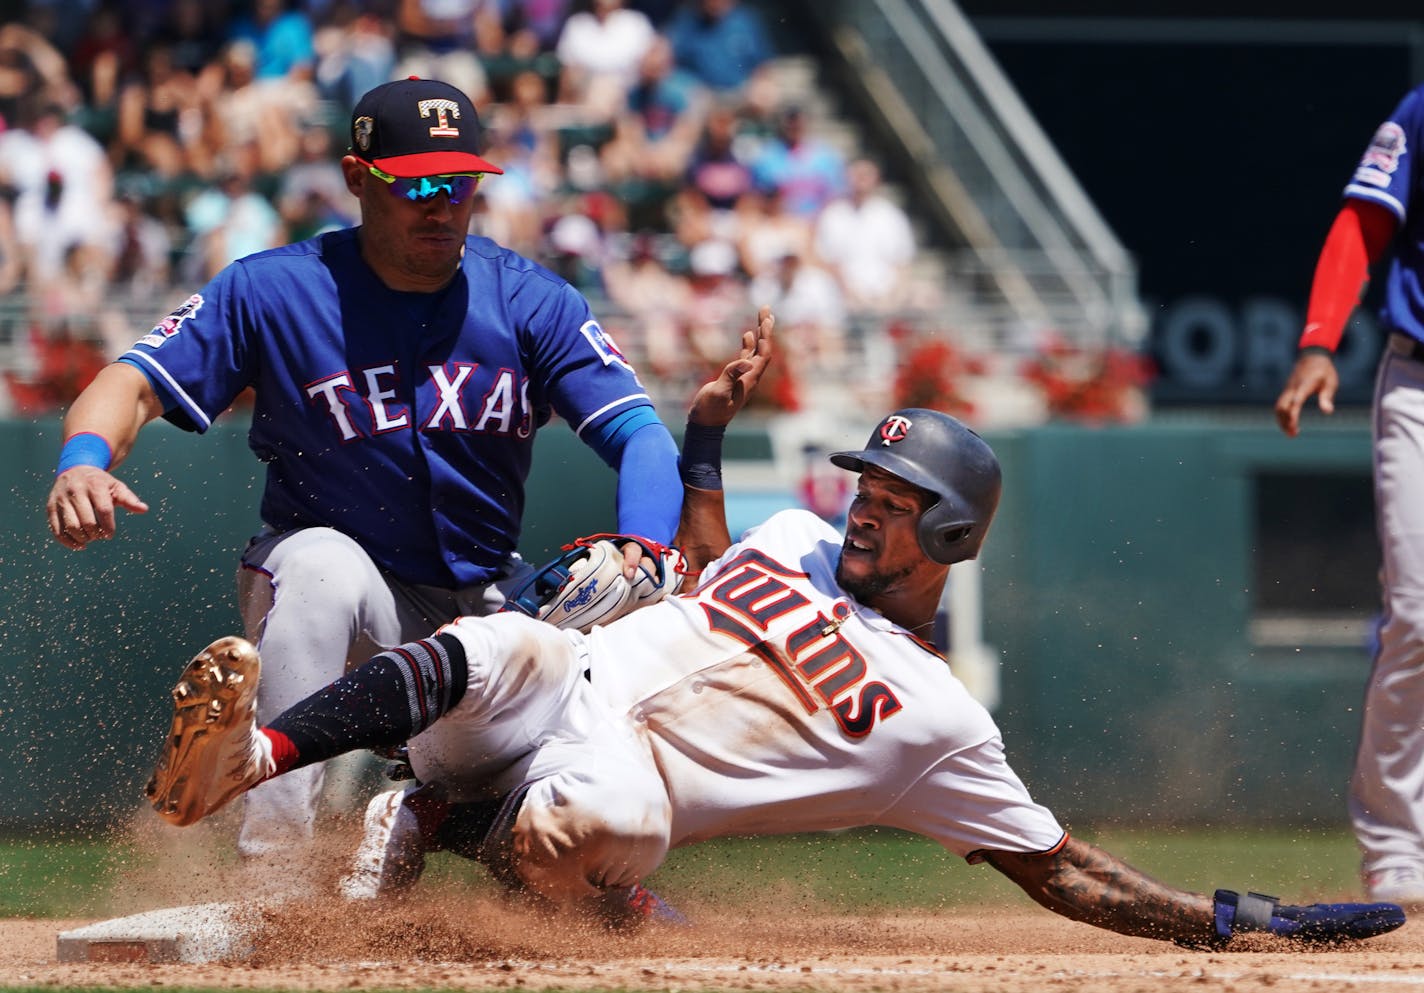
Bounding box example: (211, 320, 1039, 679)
(795, 0, 1147, 350)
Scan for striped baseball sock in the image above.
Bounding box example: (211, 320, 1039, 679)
(265, 633, 468, 773)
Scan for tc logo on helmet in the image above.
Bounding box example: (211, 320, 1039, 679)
(878, 414, 913, 446)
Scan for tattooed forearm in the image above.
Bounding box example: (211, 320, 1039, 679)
(985, 837, 1215, 944)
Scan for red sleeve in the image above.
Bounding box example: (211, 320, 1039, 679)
(1298, 199, 1398, 351)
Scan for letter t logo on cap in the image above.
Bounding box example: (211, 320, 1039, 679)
(418, 98, 461, 138)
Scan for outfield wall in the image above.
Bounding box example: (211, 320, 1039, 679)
(0, 416, 1376, 831)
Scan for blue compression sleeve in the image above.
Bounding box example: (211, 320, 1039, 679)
(585, 404, 662, 462)
(586, 407, 680, 544)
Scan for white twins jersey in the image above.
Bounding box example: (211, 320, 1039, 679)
(585, 509, 1066, 861)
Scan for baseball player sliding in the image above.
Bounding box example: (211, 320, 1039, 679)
(146, 314, 1404, 946)
(46, 76, 682, 887)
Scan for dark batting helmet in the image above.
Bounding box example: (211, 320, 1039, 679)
(828, 408, 1001, 565)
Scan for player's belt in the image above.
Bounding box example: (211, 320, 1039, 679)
(1389, 332, 1424, 363)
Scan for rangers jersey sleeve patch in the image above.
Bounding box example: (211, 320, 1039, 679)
(580, 320, 634, 372)
(139, 294, 205, 349)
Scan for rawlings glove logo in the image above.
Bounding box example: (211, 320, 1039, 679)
(562, 580, 600, 613)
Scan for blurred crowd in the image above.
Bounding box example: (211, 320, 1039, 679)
(0, 0, 1149, 422)
(0, 0, 933, 415)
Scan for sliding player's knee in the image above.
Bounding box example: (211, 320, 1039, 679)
(512, 775, 671, 900)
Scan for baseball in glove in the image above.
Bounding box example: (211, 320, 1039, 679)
(505, 534, 686, 633)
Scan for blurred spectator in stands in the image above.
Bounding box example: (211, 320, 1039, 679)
(681, 236, 747, 371)
(32, 240, 109, 332)
(203, 38, 315, 179)
(814, 156, 916, 314)
(471, 130, 545, 254)
(665, 186, 722, 258)
(750, 104, 846, 219)
(663, 0, 772, 96)
(600, 34, 707, 189)
(313, 2, 397, 110)
(554, 0, 655, 120)
(603, 231, 691, 377)
(67, 1, 136, 145)
(488, 0, 573, 58)
(0, 193, 22, 297)
(108, 189, 173, 302)
(151, 0, 229, 82)
(747, 247, 845, 374)
(99, 0, 176, 45)
(113, 43, 201, 181)
(0, 99, 117, 288)
(541, 188, 627, 294)
(12, 0, 88, 55)
(228, 0, 317, 83)
(0, 23, 78, 126)
(734, 185, 810, 281)
(276, 124, 355, 241)
(278, 181, 351, 245)
(545, 208, 606, 297)
(683, 99, 754, 232)
(731, 58, 781, 148)
(0, 44, 41, 133)
(480, 69, 562, 251)
(484, 66, 562, 187)
(182, 157, 281, 281)
(628, 0, 679, 26)
(393, 0, 491, 106)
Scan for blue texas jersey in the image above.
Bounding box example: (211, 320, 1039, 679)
(120, 229, 653, 587)
(1342, 83, 1424, 340)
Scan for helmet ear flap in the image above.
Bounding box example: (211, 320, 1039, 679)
(917, 502, 981, 565)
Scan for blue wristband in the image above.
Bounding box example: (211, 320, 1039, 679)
(56, 432, 113, 475)
(679, 423, 726, 490)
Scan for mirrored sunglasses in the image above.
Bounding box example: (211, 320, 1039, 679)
(360, 159, 485, 204)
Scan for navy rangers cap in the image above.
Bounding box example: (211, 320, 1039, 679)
(349, 76, 502, 177)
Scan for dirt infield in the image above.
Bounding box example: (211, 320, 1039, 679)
(11, 817, 1423, 992)
(8, 896, 1424, 993)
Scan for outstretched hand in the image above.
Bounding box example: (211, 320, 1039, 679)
(47, 465, 149, 550)
(1274, 350, 1338, 437)
(688, 306, 774, 428)
(1207, 889, 1405, 947)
